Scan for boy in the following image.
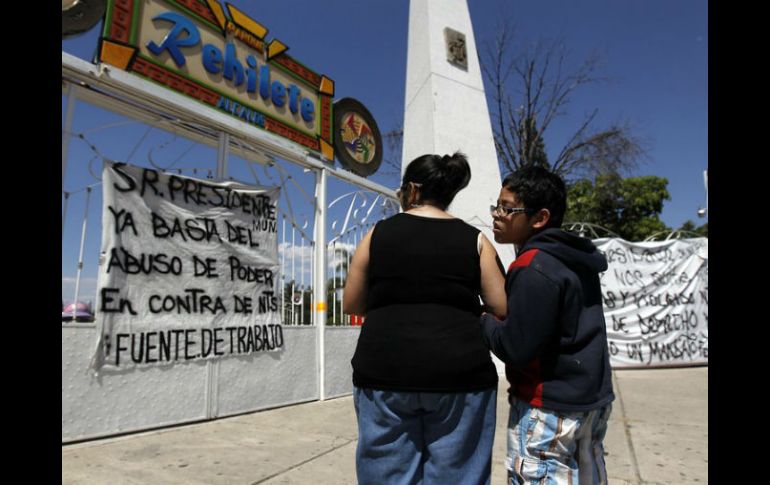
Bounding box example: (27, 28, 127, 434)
(481, 166, 615, 484)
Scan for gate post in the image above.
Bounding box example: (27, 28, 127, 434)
(216, 132, 230, 181)
(313, 165, 328, 400)
(62, 82, 77, 191)
(206, 131, 230, 419)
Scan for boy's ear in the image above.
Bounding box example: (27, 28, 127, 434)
(531, 208, 551, 229)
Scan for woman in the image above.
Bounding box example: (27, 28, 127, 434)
(343, 152, 507, 485)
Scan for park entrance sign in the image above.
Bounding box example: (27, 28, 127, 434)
(100, 0, 336, 160)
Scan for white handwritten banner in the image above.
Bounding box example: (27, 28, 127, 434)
(596, 238, 708, 368)
(91, 162, 282, 370)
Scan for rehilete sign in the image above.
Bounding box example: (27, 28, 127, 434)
(99, 0, 335, 159)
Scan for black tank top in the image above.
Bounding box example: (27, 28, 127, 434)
(351, 212, 498, 392)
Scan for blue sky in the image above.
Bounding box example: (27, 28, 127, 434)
(62, 0, 707, 302)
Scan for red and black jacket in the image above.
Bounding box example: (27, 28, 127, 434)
(481, 228, 615, 412)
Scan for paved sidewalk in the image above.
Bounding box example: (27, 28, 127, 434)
(62, 366, 707, 484)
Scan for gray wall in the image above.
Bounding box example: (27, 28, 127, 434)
(323, 327, 360, 398)
(63, 325, 341, 443)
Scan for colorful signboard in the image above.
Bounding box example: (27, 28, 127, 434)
(332, 98, 383, 177)
(99, 0, 335, 160)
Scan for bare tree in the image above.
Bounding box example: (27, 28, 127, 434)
(481, 24, 647, 178)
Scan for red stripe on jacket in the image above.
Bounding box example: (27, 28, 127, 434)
(508, 249, 539, 272)
(506, 248, 544, 407)
(507, 359, 544, 407)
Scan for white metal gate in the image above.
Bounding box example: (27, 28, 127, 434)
(62, 52, 399, 442)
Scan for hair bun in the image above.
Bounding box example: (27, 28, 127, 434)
(402, 151, 471, 209)
(441, 152, 470, 190)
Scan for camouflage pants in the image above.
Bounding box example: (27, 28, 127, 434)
(506, 398, 612, 485)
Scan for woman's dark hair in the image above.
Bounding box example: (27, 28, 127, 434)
(402, 151, 471, 209)
(502, 165, 567, 228)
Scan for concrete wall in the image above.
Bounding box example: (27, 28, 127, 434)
(216, 328, 320, 417)
(323, 327, 360, 398)
(63, 325, 325, 443)
(63, 324, 208, 442)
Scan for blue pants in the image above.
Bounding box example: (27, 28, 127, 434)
(353, 386, 497, 485)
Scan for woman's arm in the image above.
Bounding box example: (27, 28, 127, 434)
(479, 233, 507, 318)
(342, 228, 374, 315)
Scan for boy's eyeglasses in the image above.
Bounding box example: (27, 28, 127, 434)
(489, 205, 533, 216)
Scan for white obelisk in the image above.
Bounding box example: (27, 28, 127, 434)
(401, 0, 515, 268)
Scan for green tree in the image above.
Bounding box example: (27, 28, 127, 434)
(281, 278, 350, 326)
(282, 281, 313, 325)
(565, 174, 671, 241)
(678, 220, 708, 237)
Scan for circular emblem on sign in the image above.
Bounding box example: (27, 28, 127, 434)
(341, 113, 376, 164)
(333, 98, 383, 177)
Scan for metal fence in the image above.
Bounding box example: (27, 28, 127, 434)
(62, 52, 400, 442)
(62, 52, 399, 330)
